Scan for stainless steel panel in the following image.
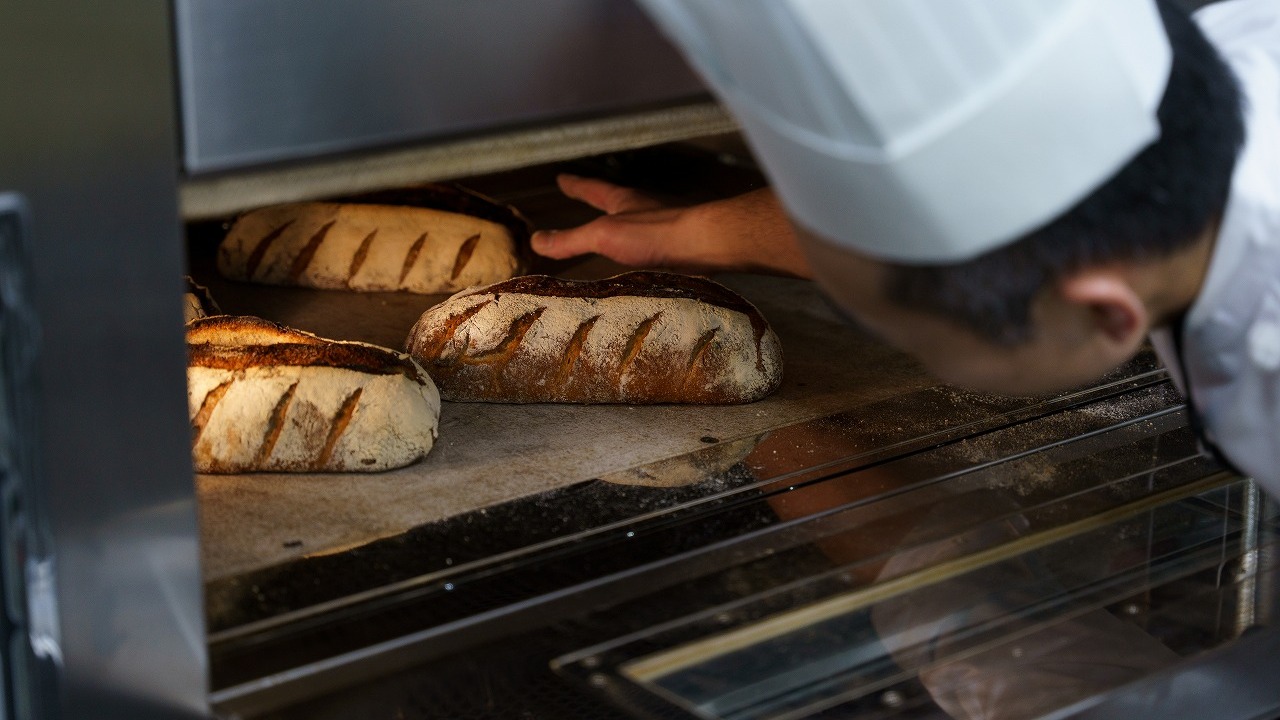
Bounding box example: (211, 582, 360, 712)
(175, 0, 707, 174)
(0, 1, 207, 717)
(178, 102, 736, 220)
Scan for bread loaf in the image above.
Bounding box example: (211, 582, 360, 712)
(405, 272, 783, 404)
(188, 316, 441, 473)
(217, 185, 528, 294)
(183, 276, 220, 323)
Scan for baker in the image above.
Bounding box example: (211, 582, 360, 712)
(532, 0, 1279, 494)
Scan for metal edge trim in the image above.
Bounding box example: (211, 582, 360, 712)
(179, 101, 735, 221)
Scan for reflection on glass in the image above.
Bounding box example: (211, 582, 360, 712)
(621, 475, 1263, 720)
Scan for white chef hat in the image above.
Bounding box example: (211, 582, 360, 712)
(638, 0, 1173, 263)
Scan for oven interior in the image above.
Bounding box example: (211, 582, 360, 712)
(186, 139, 1277, 720)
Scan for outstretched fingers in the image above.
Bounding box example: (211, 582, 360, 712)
(530, 223, 607, 260)
(555, 174, 664, 214)
(531, 216, 667, 266)
(532, 174, 676, 265)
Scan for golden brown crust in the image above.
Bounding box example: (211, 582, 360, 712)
(186, 315, 441, 474)
(187, 315, 426, 382)
(218, 183, 530, 294)
(407, 272, 783, 404)
(334, 183, 532, 252)
(461, 272, 771, 365)
(463, 271, 756, 309)
(186, 315, 327, 346)
(471, 272, 762, 363)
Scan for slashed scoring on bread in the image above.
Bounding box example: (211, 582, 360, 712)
(405, 271, 783, 404)
(217, 185, 527, 294)
(188, 316, 441, 473)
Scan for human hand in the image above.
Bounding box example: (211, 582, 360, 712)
(531, 174, 811, 278)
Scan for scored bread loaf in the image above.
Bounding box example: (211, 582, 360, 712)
(405, 272, 783, 404)
(188, 315, 441, 473)
(217, 185, 528, 294)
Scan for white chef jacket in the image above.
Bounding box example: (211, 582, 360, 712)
(1148, 0, 1280, 492)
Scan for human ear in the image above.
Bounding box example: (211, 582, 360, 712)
(1058, 271, 1149, 354)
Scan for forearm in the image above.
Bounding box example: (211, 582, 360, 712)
(532, 176, 812, 279)
(683, 188, 812, 278)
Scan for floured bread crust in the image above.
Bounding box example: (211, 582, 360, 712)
(405, 272, 783, 404)
(217, 200, 523, 294)
(188, 316, 441, 473)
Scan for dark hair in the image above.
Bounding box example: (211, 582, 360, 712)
(883, 0, 1245, 345)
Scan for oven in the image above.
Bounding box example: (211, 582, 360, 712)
(3, 1, 1279, 719)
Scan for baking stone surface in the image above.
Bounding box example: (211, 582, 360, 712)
(193, 269, 930, 580)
